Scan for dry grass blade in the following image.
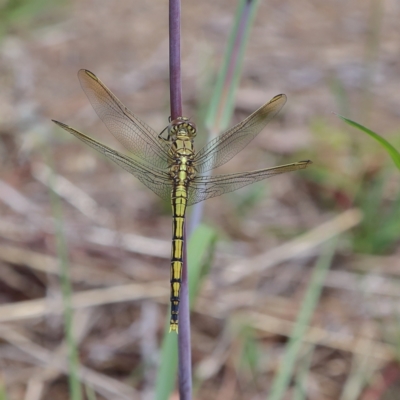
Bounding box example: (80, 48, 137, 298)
(0, 326, 138, 400)
(193, 298, 392, 363)
(85, 226, 170, 258)
(0, 282, 168, 323)
(24, 310, 96, 400)
(0, 179, 41, 215)
(0, 181, 170, 258)
(0, 278, 392, 362)
(32, 162, 113, 226)
(223, 208, 363, 284)
(247, 312, 392, 361)
(0, 243, 127, 285)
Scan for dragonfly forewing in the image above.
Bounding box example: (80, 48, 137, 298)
(193, 94, 287, 173)
(52, 120, 173, 202)
(78, 69, 171, 169)
(187, 160, 311, 206)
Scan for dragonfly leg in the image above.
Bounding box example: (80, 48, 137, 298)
(158, 125, 171, 142)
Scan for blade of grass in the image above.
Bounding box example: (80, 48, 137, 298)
(360, 0, 383, 121)
(154, 224, 217, 400)
(354, 174, 400, 254)
(235, 326, 261, 387)
(188, 225, 217, 303)
(339, 350, 377, 400)
(0, 380, 8, 400)
(84, 384, 97, 400)
(330, 77, 351, 119)
(45, 151, 82, 400)
(293, 345, 315, 400)
(337, 114, 400, 170)
(268, 239, 337, 400)
(205, 0, 261, 133)
(190, 0, 261, 231)
(155, 326, 178, 400)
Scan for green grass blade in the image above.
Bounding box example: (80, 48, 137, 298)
(154, 326, 178, 400)
(339, 341, 378, 400)
(330, 77, 351, 119)
(0, 380, 8, 400)
(205, 0, 261, 133)
(190, 0, 261, 229)
(84, 385, 97, 400)
(337, 114, 400, 170)
(293, 345, 315, 400)
(235, 326, 261, 384)
(154, 224, 217, 400)
(188, 224, 217, 303)
(268, 239, 337, 400)
(45, 152, 82, 400)
(354, 174, 400, 254)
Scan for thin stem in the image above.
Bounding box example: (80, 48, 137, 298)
(169, 0, 192, 399)
(178, 224, 192, 399)
(169, 0, 182, 120)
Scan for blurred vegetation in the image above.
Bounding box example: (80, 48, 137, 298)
(0, 0, 64, 38)
(47, 151, 82, 400)
(353, 173, 400, 254)
(269, 241, 336, 400)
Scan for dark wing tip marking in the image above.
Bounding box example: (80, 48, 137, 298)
(79, 69, 98, 81)
(298, 159, 313, 167)
(271, 93, 287, 102)
(52, 120, 68, 128)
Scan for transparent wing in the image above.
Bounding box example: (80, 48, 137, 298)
(53, 121, 172, 202)
(187, 160, 311, 206)
(193, 94, 287, 173)
(78, 69, 171, 169)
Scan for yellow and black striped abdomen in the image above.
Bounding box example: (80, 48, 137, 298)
(169, 183, 188, 332)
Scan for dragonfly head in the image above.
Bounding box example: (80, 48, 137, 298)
(169, 117, 197, 139)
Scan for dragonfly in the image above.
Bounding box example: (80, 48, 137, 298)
(53, 69, 311, 333)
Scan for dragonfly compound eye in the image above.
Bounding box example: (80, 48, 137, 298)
(170, 117, 196, 137)
(186, 122, 197, 137)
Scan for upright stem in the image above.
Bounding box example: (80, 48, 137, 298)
(178, 224, 192, 399)
(169, 0, 182, 120)
(169, 1, 192, 399)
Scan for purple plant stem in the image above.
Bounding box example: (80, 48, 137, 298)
(169, 0, 182, 119)
(169, 0, 192, 399)
(178, 224, 192, 399)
